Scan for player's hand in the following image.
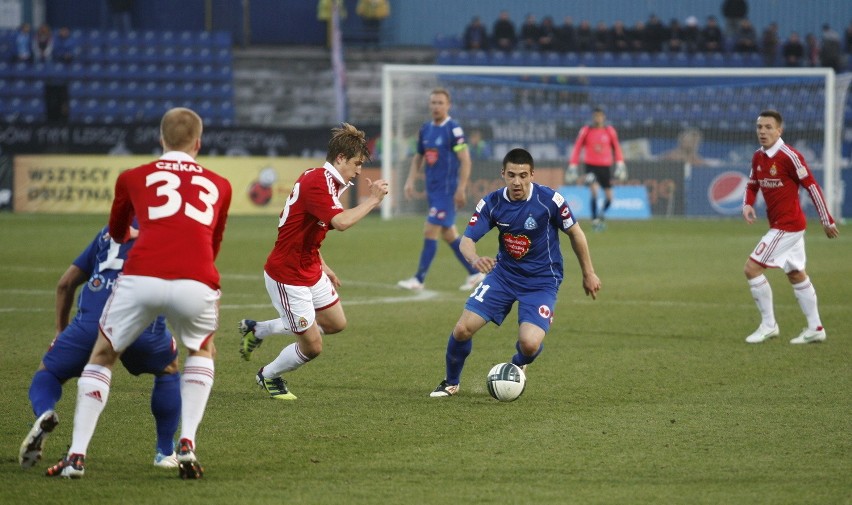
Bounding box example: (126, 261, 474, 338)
(470, 256, 496, 274)
(565, 164, 579, 184)
(614, 161, 628, 182)
(742, 205, 757, 224)
(454, 187, 467, 209)
(583, 273, 601, 300)
(403, 179, 415, 200)
(824, 223, 839, 239)
(366, 178, 389, 200)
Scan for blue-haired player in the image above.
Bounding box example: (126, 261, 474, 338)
(397, 87, 485, 292)
(19, 224, 181, 469)
(430, 148, 602, 397)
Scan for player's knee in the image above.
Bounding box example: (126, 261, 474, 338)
(161, 359, 180, 375)
(453, 322, 475, 341)
(786, 269, 807, 284)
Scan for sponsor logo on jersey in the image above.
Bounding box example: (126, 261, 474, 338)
(759, 179, 783, 189)
(496, 221, 510, 227)
(468, 214, 479, 226)
(538, 305, 552, 319)
(475, 199, 485, 212)
(502, 233, 531, 260)
(429, 207, 446, 220)
(708, 171, 749, 215)
(552, 193, 565, 206)
(88, 273, 107, 292)
(560, 204, 571, 218)
(155, 161, 202, 173)
(424, 149, 439, 166)
(85, 390, 103, 402)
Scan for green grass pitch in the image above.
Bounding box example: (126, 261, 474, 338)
(0, 213, 849, 504)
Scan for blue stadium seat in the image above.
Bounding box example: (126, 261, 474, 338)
(436, 50, 453, 65)
(471, 50, 489, 65)
(561, 52, 579, 67)
(615, 52, 633, 67)
(454, 50, 472, 65)
(488, 50, 507, 66)
(544, 51, 561, 66)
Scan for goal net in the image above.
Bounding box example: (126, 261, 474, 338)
(380, 64, 850, 220)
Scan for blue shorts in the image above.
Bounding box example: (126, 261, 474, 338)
(41, 319, 177, 380)
(464, 270, 559, 332)
(426, 192, 457, 228)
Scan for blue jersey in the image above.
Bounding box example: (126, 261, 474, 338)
(465, 183, 576, 285)
(417, 117, 466, 196)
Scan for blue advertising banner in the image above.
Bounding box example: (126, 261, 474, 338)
(558, 186, 651, 220)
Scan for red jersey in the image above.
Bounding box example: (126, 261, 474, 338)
(264, 162, 347, 286)
(109, 151, 232, 289)
(744, 139, 834, 232)
(568, 124, 624, 167)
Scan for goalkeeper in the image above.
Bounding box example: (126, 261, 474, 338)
(565, 106, 627, 231)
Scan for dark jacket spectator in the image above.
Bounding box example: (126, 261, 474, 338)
(52, 27, 78, 63)
(644, 14, 669, 53)
(611, 20, 631, 53)
(463, 16, 488, 50)
(14, 23, 32, 63)
(520, 14, 540, 50)
(575, 20, 594, 52)
(593, 21, 611, 52)
(32, 24, 53, 63)
(805, 33, 820, 66)
(683, 16, 700, 53)
(629, 21, 647, 52)
(721, 0, 748, 37)
(733, 19, 758, 53)
(845, 21, 852, 53)
(700, 16, 724, 52)
(556, 16, 576, 52)
(761, 22, 779, 66)
(492, 11, 517, 51)
(819, 24, 845, 72)
(668, 19, 684, 52)
(538, 16, 557, 51)
(782, 32, 805, 66)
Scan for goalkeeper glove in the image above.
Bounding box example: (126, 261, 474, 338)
(614, 161, 628, 181)
(565, 164, 579, 184)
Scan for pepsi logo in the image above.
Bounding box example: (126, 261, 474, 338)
(708, 171, 749, 215)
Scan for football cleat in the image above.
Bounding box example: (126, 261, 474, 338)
(789, 327, 826, 344)
(238, 319, 262, 361)
(154, 451, 179, 468)
(397, 277, 424, 291)
(256, 368, 297, 400)
(429, 379, 459, 397)
(745, 323, 780, 344)
(459, 272, 485, 291)
(177, 438, 203, 480)
(45, 453, 85, 479)
(19, 409, 59, 469)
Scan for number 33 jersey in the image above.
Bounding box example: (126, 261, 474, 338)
(108, 151, 232, 289)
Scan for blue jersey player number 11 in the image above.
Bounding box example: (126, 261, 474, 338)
(430, 148, 602, 398)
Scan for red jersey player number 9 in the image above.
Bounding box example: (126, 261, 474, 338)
(146, 171, 221, 226)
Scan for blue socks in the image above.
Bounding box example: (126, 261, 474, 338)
(512, 341, 543, 367)
(28, 369, 63, 417)
(151, 372, 181, 456)
(415, 238, 438, 282)
(450, 237, 478, 274)
(445, 334, 472, 385)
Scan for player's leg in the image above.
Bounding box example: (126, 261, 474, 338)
(21, 325, 92, 468)
(744, 258, 778, 343)
(398, 220, 440, 289)
(512, 285, 555, 368)
(782, 236, 826, 343)
(442, 224, 484, 290)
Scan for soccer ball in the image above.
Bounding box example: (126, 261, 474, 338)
(486, 363, 526, 402)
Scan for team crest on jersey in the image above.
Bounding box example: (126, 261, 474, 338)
(502, 233, 531, 260)
(769, 164, 777, 176)
(429, 207, 446, 220)
(524, 214, 537, 230)
(538, 305, 552, 320)
(297, 317, 309, 329)
(88, 274, 107, 292)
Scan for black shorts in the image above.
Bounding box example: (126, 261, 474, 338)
(584, 164, 612, 189)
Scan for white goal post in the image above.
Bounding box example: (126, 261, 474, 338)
(380, 64, 850, 220)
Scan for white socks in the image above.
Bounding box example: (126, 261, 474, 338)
(180, 356, 215, 448)
(792, 277, 823, 330)
(253, 318, 292, 339)
(69, 364, 112, 455)
(263, 342, 310, 377)
(748, 274, 776, 328)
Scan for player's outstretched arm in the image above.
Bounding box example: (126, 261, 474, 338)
(330, 178, 389, 231)
(403, 154, 423, 200)
(55, 264, 87, 336)
(460, 236, 496, 274)
(566, 224, 601, 299)
(742, 204, 757, 224)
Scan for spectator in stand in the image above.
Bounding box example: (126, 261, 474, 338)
(761, 22, 779, 66)
(782, 32, 805, 67)
(593, 21, 611, 52)
(667, 18, 685, 53)
(819, 24, 845, 72)
(700, 16, 725, 52)
(52, 27, 78, 63)
(492, 11, 517, 52)
(805, 33, 820, 66)
(463, 16, 488, 51)
(733, 19, 758, 53)
(611, 20, 631, 53)
(722, 0, 748, 39)
(32, 24, 53, 63)
(14, 23, 33, 63)
(520, 14, 540, 51)
(467, 129, 492, 160)
(629, 21, 647, 53)
(575, 20, 594, 52)
(556, 16, 576, 53)
(644, 14, 668, 53)
(538, 16, 557, 52)
(845, 20, 852, 54)
(683, 16, 700, 53)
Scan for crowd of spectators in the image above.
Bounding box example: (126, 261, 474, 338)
(11, 22, 78, 64)
(460, 10, 852, 71)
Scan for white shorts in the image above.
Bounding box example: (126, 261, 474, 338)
(749, 229, 806, 273)
(263, 270, 339, 334)
(100, 275, 221, 352)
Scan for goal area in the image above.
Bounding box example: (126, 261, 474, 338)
(380, 64, 850, 220)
